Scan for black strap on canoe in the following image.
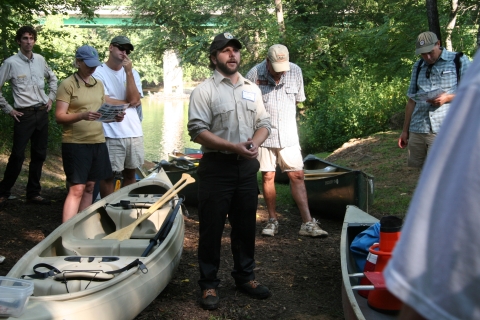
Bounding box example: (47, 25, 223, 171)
(21, 258, 147, 280)
(141, 198, 183, 257)
(21, 263, 61, 279)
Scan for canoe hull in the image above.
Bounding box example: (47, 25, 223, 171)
(340, 206, 396, 320)
(301, 155, 374, 219)
(5, 170, 184, 320)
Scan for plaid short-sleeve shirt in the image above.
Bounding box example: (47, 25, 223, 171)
(407, 49, 471, 133)
(246, 60, 305, 148)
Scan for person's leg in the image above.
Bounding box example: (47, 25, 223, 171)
(262, 171, 277, 220)
(230, 159, 270, 299)
(101, 138, 125, 198)
(78, 181, 96, 212)
(122, 168, 137, 186)
(0, 113, 34, 197)
(63, 183, 86, 223)
(407, 132, 431, 168)
(230, 159, 259, 285)
(26, 110, 49, 198)
(280, 145, 328, 237)
(123, 136, 144, 187)
(100, 177, 115, 198)
(286, 170, 312, 223)
(196, 157, 234, 309)
(197, 159, 233, 290)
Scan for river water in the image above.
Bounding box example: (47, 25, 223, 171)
(141, 96, 201, 162)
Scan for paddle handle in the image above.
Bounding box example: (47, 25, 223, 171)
(102, 174, 194, 240)
(134, 176, 192, 226)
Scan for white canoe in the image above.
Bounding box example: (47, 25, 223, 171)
(341, 205, 397, 320)
(4, 169, 184, 320)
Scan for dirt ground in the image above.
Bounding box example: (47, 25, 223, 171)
(0, 187, 343, 320)
(0, 146, 353, 320)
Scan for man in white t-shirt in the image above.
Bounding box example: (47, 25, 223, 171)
(384, 52, 480, 320)
(93, 36, 144, 197)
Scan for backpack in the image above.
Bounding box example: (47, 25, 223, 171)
(415, 52, 463, 92)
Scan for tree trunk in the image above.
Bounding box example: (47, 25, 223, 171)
(426, 0, 442, 45)
(275, 0, 285, 41)
(445, 0, 459, 51)
(477, 24, 480, 49)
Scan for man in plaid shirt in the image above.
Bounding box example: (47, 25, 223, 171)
(398, 31, 471, 168)
(246, 44, 328, 238)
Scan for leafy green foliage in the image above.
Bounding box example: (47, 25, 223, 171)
(300, 75, 407, 152)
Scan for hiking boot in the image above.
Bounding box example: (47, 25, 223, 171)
(237, 280, 271, 299)
(199, 288, 219, 310)
(299, 218, 329, 237)
(261, 218, 278, 236)
(26, 196, 51, 205)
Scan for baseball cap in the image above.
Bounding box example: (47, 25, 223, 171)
(415, 32, 439, 54)
(209, 32, 242, 53)
(267, 44, 290, 72)
(110, 35, 134, 51)
(75, 45, 102, 67)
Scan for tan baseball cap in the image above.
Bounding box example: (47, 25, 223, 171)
(267, 44, 290, 72)
(415, 32, 438, 54)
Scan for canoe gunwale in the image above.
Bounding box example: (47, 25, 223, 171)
(340, 206, 397, 320)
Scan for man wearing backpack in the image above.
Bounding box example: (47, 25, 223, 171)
(398, 31, 471, 168)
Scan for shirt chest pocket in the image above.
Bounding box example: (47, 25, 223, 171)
(11, 75, 28, 89)
(285, 86, 299, 103)
(211, 103, 235, 130)
(439, 65, 457, 85)
(245, 101, 257, 128)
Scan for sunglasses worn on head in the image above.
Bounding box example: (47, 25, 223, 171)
(112, 43, 131, 55)
(74, 72, 98, 88)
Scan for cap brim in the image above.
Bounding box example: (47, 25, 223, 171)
(271, 61, 290, 72)
(83, 59, 102, 67)
(210, 39, 242, 52)
(416, 43, 435, 55)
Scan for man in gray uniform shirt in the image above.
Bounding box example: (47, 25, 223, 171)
(0, 26, 57, 207)
(188, 32, 271, 310)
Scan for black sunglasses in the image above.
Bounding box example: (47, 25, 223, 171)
(112, 43, 131, 55)
(74, 72, 98, 88)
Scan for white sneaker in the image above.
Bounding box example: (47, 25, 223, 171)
(262, 218, 279, 236)
(299, 218, 328, 237)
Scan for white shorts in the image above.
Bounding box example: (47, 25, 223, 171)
(258, 144, 304, 172)
(106, 137, 144, 172)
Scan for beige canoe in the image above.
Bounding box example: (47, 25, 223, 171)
(5, 169, 185, 320)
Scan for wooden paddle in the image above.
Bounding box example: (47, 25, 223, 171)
(103, 173, 195, 241)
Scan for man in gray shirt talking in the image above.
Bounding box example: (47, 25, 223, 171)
(188, 32, 271, 310)
(0, 26, 57, 207)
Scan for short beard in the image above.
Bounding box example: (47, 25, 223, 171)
(216, 60, 239, 76)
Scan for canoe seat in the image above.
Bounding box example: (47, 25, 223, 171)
(62, 235, 152, 256)
(29, 256, 143, 296)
